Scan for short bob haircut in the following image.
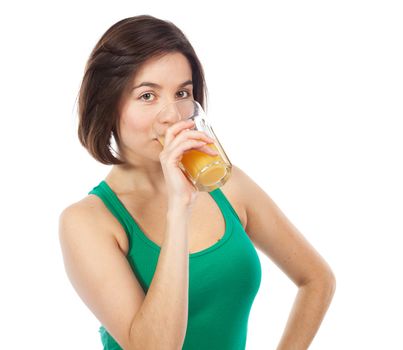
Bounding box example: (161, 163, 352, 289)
(77, 15, 208, 165)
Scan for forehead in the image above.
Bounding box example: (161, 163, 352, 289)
(133, 52, 192, 84)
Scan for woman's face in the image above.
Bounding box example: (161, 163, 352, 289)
(117, 52, 194, 164)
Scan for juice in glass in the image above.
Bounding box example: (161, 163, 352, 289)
(157, 133, 231, 192)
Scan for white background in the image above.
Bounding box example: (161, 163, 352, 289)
(1, 0, 402, 349)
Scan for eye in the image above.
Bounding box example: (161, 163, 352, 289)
(139, 92, 155, 102)
(176, 90, 191, 99)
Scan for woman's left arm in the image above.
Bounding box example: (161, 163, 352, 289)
(231, 165, 336, 350)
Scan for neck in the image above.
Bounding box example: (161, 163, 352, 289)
(105, 163, 167, 196)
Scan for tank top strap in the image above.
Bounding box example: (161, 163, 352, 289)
(88, 180, 134, 235)
(209, 187, 243, 226)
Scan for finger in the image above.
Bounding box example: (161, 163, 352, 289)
(164, 119, 195, 146)
(161, 139, 208, 164)
(197, 144, 219, 156)
(169, 129, 215, 150)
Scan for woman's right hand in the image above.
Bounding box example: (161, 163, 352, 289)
(158, 119, 217, 208)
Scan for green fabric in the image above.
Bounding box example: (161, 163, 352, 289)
(89, 180, 262, 350)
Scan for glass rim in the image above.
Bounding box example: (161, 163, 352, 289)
(156, 99, 206, 121)
(158, 98, 202, 109)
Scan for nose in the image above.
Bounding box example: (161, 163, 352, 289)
(152, 102, 182, 140)
(156, 102, 182, 124)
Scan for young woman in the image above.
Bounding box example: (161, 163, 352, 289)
(59, 15, 336, 350)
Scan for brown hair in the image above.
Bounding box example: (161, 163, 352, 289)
(77, 15, 208, 165)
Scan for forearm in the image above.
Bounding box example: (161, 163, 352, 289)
(276, 277, 336, 350)
(129, 206, 190, 350)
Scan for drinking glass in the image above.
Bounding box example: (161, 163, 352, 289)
(153, 100, 232, 192)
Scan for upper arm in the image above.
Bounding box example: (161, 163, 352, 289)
(58, 201, 145, 349)
(233, 165, 336, 287)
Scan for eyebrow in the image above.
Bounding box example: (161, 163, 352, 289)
(132, 80, 193, 91)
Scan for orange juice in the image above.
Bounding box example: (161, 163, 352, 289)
(157, 136, 231, 191)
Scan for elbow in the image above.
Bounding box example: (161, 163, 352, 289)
(322, 271, 336, 305)
(302, 268, 337, 296)
(318, 260, 337, 293)
(323, 266, 336, 292)
(328, 269, 336, 288)
(315, 269, 337, 300)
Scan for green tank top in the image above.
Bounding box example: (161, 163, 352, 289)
(89, 180, 262, 350)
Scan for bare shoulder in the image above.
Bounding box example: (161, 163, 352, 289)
(58, 195, 128, 255)
(59, 195, 112, 233)
(219, 164, 249, 228)
(224, 163, 263, 204)
(220, 163, 244, 198)
(221, 163, 271, 230)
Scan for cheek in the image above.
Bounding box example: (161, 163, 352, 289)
(121, 115, 148, 131)
(119, 106, 153, 141)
